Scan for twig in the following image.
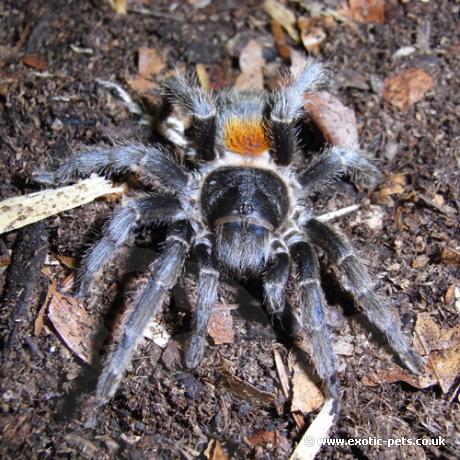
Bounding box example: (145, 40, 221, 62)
(316, 204, 360, 222)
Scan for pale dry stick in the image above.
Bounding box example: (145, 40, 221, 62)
(316, 204, 360, 223)
(0, 176, 124, 235)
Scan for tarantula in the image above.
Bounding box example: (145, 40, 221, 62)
(34, 59, 423, 405)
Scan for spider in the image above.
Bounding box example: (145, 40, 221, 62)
(33, 58, 423, 406)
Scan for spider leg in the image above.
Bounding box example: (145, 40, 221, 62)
(298, 146, 379, 193)
(76, 195, 186, 298)
(32, 142, 187, 190)
(269, 59, 325, 165)
(289, 239, 340, 399)
(96, 221, 192, 402)
(185, 233, 219, 369)
(263, 239, 290, 320)
(161, 74, 217, 161)
(305, 219, 424, 374)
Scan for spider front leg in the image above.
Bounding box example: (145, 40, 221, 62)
(76, 194, 186, 298)
(185, 233, 219, 369)
(305, 219, 424, 374)
(161, 74, 217, 161)
(298, 146, 379, 193)
(289, 239, 340, 399)
(33, 142, 187, 190)
(96, 221, 193, 402)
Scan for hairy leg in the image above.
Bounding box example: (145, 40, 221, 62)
(96, 221, 192, 402)
(298, 146, 379, 193)
(290, 239, 339, 398)
(160, 74, 217, 161)
(76, 194, 186, 297)
(33, 142, 187, 190)
(263, 239, 290, 319)
(270, 59, 325, 165)
(305, 219, 424, 374)
(185, 233, 219, 368)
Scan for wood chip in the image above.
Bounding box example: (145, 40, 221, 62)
(0, 176, 124, 235)
(34, 280, 57, 336)
(289, 356, 325, 414)
(271, 20, 291, 61)
(298, 17, 327, 55)
(138, 48, 165, 78)
(208, 303, 238, 345)
(289, 398, 338, 460)
(235, 39, 265, 91)
(441, 247, 460, 266)
(21, 54, 48, 71)
(304, 91, 360, 150)
(108, 0, 127, 14)
(383, 68, 435, 111)
(204, 439, 229, 460)
(263, 0, 300, 42)
(339, 0, 385, 24)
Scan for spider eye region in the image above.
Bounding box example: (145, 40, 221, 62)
(223, 117, 270, 156)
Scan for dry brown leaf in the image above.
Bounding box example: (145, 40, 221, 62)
(248, 430, 276, 447)
(289, 356, 325, 414)
(220, 358, 276, 407)
(383, 68, 434, 111)
(138, 48, 165, 78)
(413, 313, 460, 393)
(208, 304, 238, 345)
(273, 349, 290, 399)
(373, 173, 407, 204)
(55, 254, 79, 269)
(204, 439, 229, 460)
(304, 91, 360, 150)
(339, 0, 385, 24)
(263, 0, 300, 42)
(235, 39, 265, 91)
(271, 20, 291, 61)
(412, 254, 429, 269)
(108, 0, 127, 14)
(48, 289, 103, 363)
(298, 17, 327, 55)
(21, 54, 48, 71)
(441, 247, 460, 266)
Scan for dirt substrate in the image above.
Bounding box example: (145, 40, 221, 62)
(0, 1, 459, 459)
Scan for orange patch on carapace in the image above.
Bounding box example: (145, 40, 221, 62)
(223, 118, 270, 156)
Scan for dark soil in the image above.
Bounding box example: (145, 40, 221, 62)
(1, 1, 459, 459)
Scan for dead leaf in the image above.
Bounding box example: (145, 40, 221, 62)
(263, 0, 300, 42)
(273, 349, 290, 399)
(289, 356, 325, 414)
(271, 20, 291, 61)
(204, 439, 229, 460)
(441, 247, 460, 266)
(364, 313, 460, 393)
(21, 54, 47, 71)
(339, 0, 385, 24)
(413, 313, 460, 393)
(373, 173, 407, 204)
(208, 303, 238, 345)
(108, 0, 127, 14)
(220, 358, 276, 407)
(138, 48, 165, 78)
(298, 17, 327, 55)
(383, 68, 434, 111)
(48, 289, 103, 363)
(235, 39, 265, 91)
(55, 254, 79, 269)
(412, 254, 429, 269)
(304, 91, 360, 150)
